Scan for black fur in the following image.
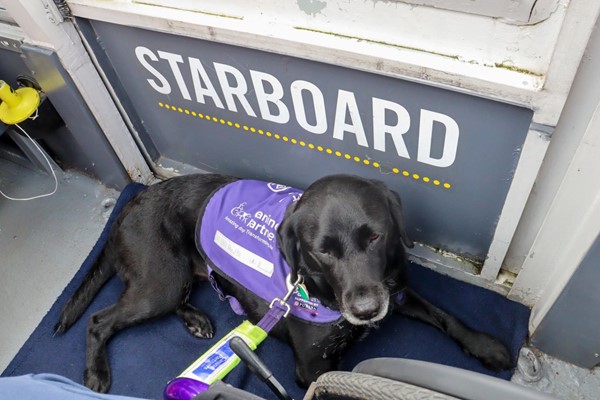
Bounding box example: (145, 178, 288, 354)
(55, 173, 512, 393)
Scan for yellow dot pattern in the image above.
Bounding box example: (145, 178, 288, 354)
(158, 102, 453, 190)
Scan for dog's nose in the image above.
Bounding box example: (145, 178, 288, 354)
(350, 297, 381, 320)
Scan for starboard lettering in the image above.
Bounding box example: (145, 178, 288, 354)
(135, 46, 460, 168)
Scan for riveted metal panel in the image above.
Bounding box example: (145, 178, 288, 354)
(89, 20, 532, 261)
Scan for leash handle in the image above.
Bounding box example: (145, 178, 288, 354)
(177, 321, 267, 383)
(165, 276, 308, 399)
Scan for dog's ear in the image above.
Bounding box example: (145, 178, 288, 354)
(386, 189, 414, 248)
(277, 205, 302, 278)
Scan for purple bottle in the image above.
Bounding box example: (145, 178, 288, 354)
(163, 377, 210, 400)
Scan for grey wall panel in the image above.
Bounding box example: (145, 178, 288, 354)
(531, 232, 600, 368)
(0, 48, 29, 87)
(89, 20, 533, 260)
(20, 45, 130, 189)
(0, 49, 34, 166)
(0, 49, 27, 142)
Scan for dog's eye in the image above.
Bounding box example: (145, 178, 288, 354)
(319, 249, 330, 256)
(315, 249, 335, 261)
(319, 236, 342, 259)
(369, 233, 380, 243)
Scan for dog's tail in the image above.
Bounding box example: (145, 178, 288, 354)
(54, 249, 116, 334)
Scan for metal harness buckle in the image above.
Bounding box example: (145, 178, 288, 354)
(268, 274, 304, 318)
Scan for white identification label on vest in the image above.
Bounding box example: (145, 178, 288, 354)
(214, 230, 274, 277)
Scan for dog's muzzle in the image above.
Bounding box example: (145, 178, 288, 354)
(342, 286, 390, 326)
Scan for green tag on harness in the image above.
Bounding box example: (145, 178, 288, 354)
(297, 284, 309, 301)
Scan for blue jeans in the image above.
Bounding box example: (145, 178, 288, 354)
(0, 374, 149, 400)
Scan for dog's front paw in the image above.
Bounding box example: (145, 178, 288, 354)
(465, 332, 513, 371)
(177, 304, 214, 339)
(186, 318, 214, 339)
(84, 366, 111, 393)
(183, 313, 214, 339)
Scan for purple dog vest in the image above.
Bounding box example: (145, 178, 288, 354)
(196, 180, 343, 324)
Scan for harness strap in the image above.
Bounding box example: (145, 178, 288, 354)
(257, 302, 290, 333)
(256, 274, 304, 333)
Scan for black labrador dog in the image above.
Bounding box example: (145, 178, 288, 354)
(55, 173, 512, 393)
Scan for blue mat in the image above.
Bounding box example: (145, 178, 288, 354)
(3, 183, 530, 400)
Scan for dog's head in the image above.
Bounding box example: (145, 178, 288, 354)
(277, 174, 413, 326)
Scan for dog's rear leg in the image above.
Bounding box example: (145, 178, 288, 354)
(55, 251, 115, 334)
(85, 285, 187, 393)
(394, 288, 513, 371)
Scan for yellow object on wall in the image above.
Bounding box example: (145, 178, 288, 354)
(0, 80, 40, 125)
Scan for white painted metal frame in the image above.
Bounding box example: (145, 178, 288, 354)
(1, 0, 154, 184)
(513, 98, 600, 327)
(479, 129, 551, 282)
(66, 0, 599, 125)
(397, 0, 560, 24)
